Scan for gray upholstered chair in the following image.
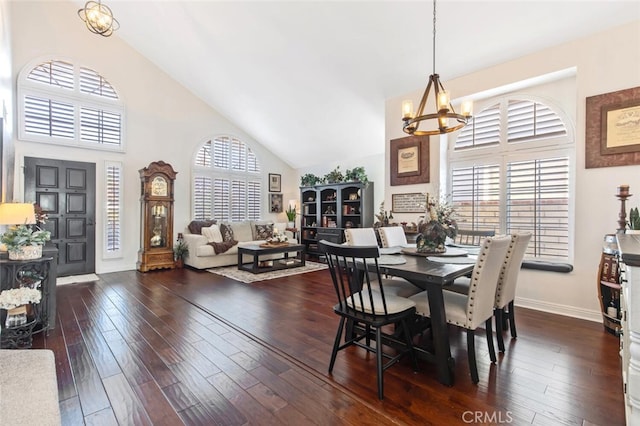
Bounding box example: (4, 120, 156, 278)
(319, 240, 418, 400)
(378, 226, 416, 248)
(455, 228, 495, 245)
(444, 232, 532, 352)
(409, 235, 511, 383)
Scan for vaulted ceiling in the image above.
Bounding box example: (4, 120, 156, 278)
(88, 1, 639, 168)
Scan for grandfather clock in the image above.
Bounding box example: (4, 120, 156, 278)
(137, 161, 177, 272)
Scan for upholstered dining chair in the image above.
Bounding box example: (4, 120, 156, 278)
(344, 227, 379, 246)
(444, 233, 532, 352)
(378, 226, 416, 248)
(455, 229, 496, 245)
(318, 240, 418, 400)
(345, 227, 420, 298)
(409, 235, 511, 383)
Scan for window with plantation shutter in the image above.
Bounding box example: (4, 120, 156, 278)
(193, 136, 262, 221)
(104, 162, 122, 257)
(450, 91, 574, 262)
(19, 59, 124, 150)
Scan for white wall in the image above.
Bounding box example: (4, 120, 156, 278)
(7, 1, 297, 273)
(0, 0, 13, 202)
(385, 20, 640, 321)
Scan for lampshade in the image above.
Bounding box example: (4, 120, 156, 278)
(0, 203, 36, 225)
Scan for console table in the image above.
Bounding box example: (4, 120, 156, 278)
(0, 246, 58, 347)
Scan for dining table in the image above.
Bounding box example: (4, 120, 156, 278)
(360, 245, 478, 386)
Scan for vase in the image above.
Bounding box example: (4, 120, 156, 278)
(287, 221, 295, 229)
(415, 220, 448, 253)
(8, 245, 43, 260)
(5, 305, 28, 328)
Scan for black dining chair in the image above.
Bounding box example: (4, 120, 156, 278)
(318, 240, 418, 400)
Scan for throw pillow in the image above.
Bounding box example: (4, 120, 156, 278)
(201, 224, 223, 243)
(188, 220, 216, 235)
(254, 223, 274, 240)
(219, 223, 235, 242)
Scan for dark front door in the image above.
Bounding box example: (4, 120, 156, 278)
(24, 157, 96, 277)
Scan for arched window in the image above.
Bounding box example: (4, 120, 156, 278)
(193, 136, 262, 221)
(449, 93, 574, 262)
(18, 59, 124, 150)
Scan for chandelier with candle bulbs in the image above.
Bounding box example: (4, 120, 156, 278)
(401, 0, 472, 136)
(77, 0, 119, 37)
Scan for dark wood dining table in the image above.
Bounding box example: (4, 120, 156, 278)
(359, 253, 474, 386)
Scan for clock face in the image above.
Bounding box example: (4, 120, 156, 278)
(151, 176, 168, 196)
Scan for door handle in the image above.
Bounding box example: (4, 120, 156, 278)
(87, 219, 94, 226)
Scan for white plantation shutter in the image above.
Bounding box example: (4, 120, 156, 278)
(80, 107, 121, 145)
(79, 67, 118, 99)
(451, 164, 501, 232)
(507, 100, 566, 142)
(451, 94, 573, 262)
(24, 95, 75, 139)
(212, 179, 230, 221)
(105, 162, 122, 256)
(19, 59, 124, 149)
(193, 176, 212, 220)
(193, 136, 262, 221)
(507, 157, 569, 259)
(455, 103, 500, 150)
(27, 60, 74, 90)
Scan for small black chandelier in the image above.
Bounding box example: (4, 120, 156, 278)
(402, 0, 472, 136)
(78, 0, 120, 37)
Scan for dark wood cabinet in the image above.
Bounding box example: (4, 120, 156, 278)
(598, 234, 621, 334)
(300, 182, 374, 256)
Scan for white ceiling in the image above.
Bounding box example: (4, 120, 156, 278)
(98, 0, 639, 168)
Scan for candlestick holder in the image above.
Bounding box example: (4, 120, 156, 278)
(616, 188, 632, 233)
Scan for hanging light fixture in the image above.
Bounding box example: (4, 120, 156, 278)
(78, 0, 120, 37)
(401, 0, 472, 136)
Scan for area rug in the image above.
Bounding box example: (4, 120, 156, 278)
(208, 261, 327, 283)
(56, 273, 100, 286)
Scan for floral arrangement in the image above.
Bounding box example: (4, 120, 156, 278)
(0, 224, 51, 254)
(268, 228, 289, 244)
(416, 193, 457, 253)
(425, 194, 457, 239)
(0, 287, 42, 310)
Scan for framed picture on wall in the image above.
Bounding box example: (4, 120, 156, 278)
(269, 173, 281, 192)
(390, 135, 430, 186)
(270, 193, 283, 213)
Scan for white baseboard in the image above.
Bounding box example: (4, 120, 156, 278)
(516, 296, 602, 323)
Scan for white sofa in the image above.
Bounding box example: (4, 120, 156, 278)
(182, 221, 296, 269)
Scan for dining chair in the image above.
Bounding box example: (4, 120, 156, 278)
(494, 232, 532, 352)
(409, 235, 511, 383)
(344, 227, 379, 246)
(345, 227, 421, 298)
(378, 226, 415, 248)
(318, 240, 418, 400)
(444, 233, 532, 352)
(455, 229, 496, 245)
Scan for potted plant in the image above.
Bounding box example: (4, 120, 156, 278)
(285, 205, 297, 228)
(629, 207, 640, 233)
(345, 166, 369, 185)
(300, 173, 322, 187)
(173, 239, 189, 268)
(0, 225, 51, 260)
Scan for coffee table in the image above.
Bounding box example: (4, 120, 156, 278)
(237, 243, 306, 274)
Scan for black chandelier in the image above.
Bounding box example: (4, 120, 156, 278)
(401, 0, 472, 136)
(78, 0, 120, 37)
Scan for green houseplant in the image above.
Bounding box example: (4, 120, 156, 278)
(285, 205, 297, 224)
(1, 225, 51, 260)
(173, 239, 189, 268)
(629, 207, 640, 231)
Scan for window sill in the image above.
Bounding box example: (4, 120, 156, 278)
(522, 261, 573, 273)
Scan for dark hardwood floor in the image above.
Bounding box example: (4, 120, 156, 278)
(32, 266, 624, 425)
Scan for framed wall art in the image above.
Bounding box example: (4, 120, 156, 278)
(586, 86, 640, 168)
(391, 193, 426, 213)
(268, 173, 281, 192)
(270, 193, 283, 213)
(390, 135, 430, 186)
